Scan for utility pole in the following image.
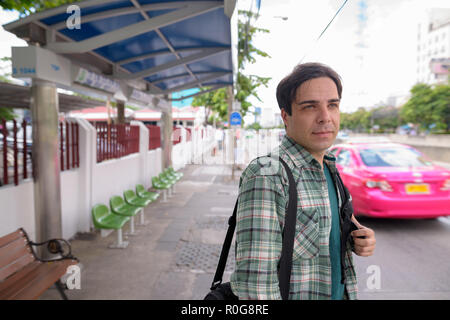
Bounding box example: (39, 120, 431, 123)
(226, 86, 235, 179)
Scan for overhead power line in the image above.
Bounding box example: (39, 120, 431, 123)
(300, 0, 349, 63)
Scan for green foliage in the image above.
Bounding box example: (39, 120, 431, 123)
(245, 122, 262, 131)
(0, 0, 78, 15)
(340, 107, 371, 133)
(192, 10, 271, 124)
(401, 82, 450, 132)
(370, 105, 401, 133)
(0, 107, 17, 121)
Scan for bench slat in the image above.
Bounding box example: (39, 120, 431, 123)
(5, 260, 76, 300)
(0, 261, 58, 299)
(0, 229, 25, 248)
(0, 237, 29, 269)
(0, 248, 35, 281)
(0, 260, 42, 298)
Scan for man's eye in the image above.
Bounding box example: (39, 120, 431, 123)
(329, 103, 339, 108)
(303, 105, 314, 109)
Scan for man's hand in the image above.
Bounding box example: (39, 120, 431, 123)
(351, 227, 376, 257)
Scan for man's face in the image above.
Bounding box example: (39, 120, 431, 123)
(281, 76, 340, 162)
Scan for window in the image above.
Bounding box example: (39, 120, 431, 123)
(336, 149, 352, 166)
(359, 146, 433, 167)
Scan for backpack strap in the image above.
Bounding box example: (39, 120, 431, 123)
(210, 198, 238, 290)
(210, 156, 297, 300)
(278, 157, 297, 300)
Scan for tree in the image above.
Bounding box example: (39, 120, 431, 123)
(0, 0, 77, 15)
(192, 10, 271, 124)
(370, 105, 401, 133)
(0, 107, 17, 121)
(401, 82, 450, 133)
(340, 107, 371, 132)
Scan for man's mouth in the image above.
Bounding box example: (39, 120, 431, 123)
(312, 131, 334, 137)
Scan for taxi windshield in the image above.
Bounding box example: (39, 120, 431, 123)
(359, 146, 433, 167)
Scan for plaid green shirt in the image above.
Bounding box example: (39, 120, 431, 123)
(230, 135, 358, 300)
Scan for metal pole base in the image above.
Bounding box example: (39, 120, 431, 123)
(125, 216, 139, 236)
(161, 190, 167, 202)
(108, 229, 129, 249)
(138, 208, 149, 226)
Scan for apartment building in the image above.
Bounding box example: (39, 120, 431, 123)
(416, 8, 450, 84)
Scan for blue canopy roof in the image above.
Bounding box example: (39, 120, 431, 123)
(3, 0, 236, 103)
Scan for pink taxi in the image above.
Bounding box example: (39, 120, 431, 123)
(330, 141, 450, 219)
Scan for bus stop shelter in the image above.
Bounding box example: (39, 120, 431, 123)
(2, 0, 237, 250)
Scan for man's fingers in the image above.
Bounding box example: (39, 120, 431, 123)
(352, 227, 376, 257)
(353, 237, 376, 247)
(354, 244, 375, 256)
(351, 228, 374, 238)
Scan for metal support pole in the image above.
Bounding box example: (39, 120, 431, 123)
(139, 208, 148, 226)
(161, 110, 173, 170)
(117, 100, 125, 124)
(30, 79, 62, 258)
(109, 228, 129, 249)
(126, 216, 138, 236)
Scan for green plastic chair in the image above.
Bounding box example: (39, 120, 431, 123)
(110, 196, 141, 217)
(110, 195, 141, 235)
(158, 172, 175, 186)
(124, 190, 152, 226)
(136, 184, 159, 201)
(163, 169, 180, 182)
(124, 190, 151, 207)
(168, 167, 183, 179)
(152, 176, 171, 202)
(92, 204, 129, 248)
(152, 176, 170, 190)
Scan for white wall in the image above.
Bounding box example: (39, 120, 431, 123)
(0, 180, 35, 241)
(0, 119, 192, 240)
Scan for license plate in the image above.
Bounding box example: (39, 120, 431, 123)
(405, 184, 430, 194)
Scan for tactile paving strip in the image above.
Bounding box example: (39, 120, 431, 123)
(174, 241, 235, 273)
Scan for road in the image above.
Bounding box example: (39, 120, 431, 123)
(353, 215, 450, 300)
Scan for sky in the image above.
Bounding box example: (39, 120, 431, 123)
(237, 0, 450, 117)
(1, 1, 449, 118)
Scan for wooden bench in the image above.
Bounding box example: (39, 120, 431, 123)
(0, 228, 79, 300)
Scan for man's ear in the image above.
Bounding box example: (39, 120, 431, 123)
(281, 108, 289, 129)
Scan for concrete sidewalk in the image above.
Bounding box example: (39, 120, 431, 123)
(40, 162, 242, 300)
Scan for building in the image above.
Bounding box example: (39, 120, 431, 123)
(416, 8, 450, 85)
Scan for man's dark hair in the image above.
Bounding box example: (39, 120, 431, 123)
(276, 62, 343, 115)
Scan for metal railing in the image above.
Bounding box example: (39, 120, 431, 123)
(96, 123, 140, 163)
(173, 126, 182, 146)
(59, 121, 80, 171)
(1, 119, 31, 186)
(147, 125, 161, 150)
(1, 119, 80, 187)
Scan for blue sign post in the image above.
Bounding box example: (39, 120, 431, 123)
(230, 111, 242, 126)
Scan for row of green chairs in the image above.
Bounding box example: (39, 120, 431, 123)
(92, 184, 160, 248)
(151, 167, 183, 202)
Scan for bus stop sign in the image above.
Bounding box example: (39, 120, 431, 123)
(230, 111, 242, 126)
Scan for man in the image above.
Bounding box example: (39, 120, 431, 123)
(230, 62, 376, 300)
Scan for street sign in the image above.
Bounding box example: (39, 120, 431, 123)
(232, 100, 241, 111)
(230, 111, 242, 126)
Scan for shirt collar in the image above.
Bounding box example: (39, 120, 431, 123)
(280, 134, 337, 170)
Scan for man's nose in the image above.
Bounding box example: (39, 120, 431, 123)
(317, 104, 331, 124)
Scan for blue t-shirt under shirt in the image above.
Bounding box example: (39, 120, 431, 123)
(324, 163, 345, 300)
